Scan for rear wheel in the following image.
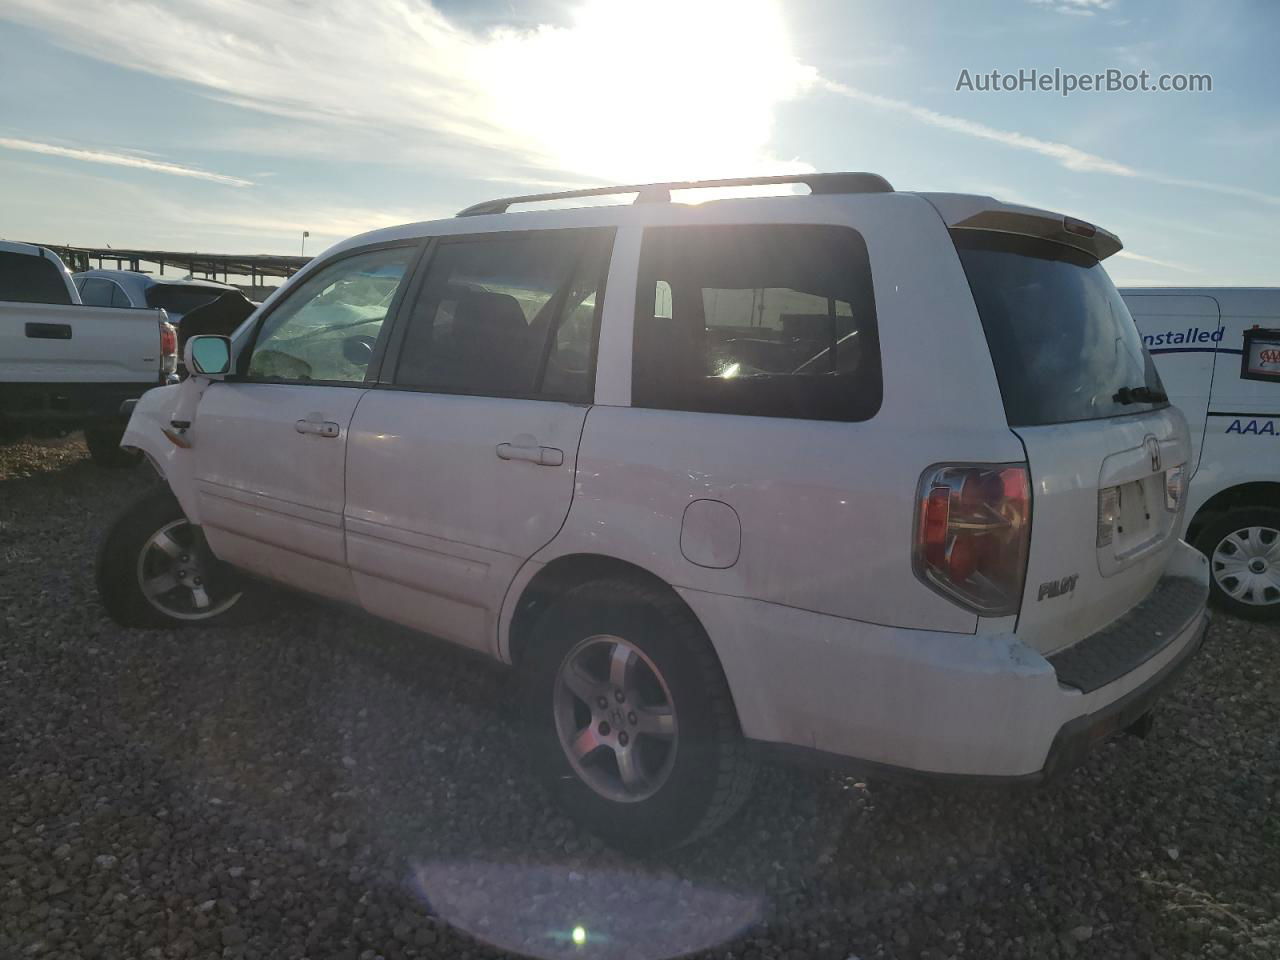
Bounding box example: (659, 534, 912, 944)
(84, 426, 142, 468)
(97, 488, 259, 628)
(520, 579, 755, 851)
(1195, 507, 1280, 621)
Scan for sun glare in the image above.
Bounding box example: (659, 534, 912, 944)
(479, 0, 815, 183)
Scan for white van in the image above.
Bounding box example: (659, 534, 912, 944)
(97, 175, 1209, 848)
(1122, 288, 1280, 620)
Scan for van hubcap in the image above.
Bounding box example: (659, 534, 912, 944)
(137, 519, 241, 620)
(1212, 526, 1280, 606)
(553, 635, 678, 803)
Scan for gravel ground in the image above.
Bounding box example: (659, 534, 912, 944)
(2, 434, 1278, 960)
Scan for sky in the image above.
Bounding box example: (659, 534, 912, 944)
(0, 0, 1276, 285)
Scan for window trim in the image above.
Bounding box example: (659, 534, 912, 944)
(229, 239, 428, 388)
(375, 227, 616, 405)
(630, 222, 883, 423)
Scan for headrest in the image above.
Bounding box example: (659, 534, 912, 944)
(454, 290, 527, 338)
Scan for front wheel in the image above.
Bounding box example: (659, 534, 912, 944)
(84, 426, 143, 468)
(1195, 507, 1280, 621)
(96, 488, 259, 628)
(519, 579, 755, 851)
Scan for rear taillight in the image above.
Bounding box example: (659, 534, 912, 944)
(1096, 486, 1120, 547)
(159, 320, 178, 377)
(913, 463, 1031, 617)
(1164, 464, 1186, 511)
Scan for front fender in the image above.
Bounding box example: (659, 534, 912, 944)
(121, 380, 207, 523)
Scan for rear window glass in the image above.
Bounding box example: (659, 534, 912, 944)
(0, 251, 72, 305)
(633, 224, 881, 422)
(953, 230, 1166, 427)
(146, 284, 225, 317)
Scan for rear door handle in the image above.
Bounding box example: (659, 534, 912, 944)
(295, 419, 340, 438)
(496, 441, 564, 466)
(25, 322, 72, 340)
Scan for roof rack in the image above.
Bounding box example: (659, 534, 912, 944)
(455, 172, 894, 217)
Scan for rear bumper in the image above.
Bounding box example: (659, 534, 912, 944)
(680, 539, 1210, 781)
(0, 381, 156, 425)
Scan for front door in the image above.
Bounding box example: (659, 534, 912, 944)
(344, 228, 614, 653)
(193, 244, 418, 602)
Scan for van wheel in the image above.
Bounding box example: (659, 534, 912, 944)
(97, 488, 259, 628)
(1195, 507, 1280, 621)
(84, 426, 142, 468)
(519, 579, 755, 851)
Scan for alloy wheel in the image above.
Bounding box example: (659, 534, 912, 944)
(135, 519, 241, 621)
(552, 634, 678, 803)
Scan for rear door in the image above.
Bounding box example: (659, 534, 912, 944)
(1121, 292, 1221, 475)
(952, 230, 1190, 654)
(343, 228, 613, 654)
(192, 244, 417, 602)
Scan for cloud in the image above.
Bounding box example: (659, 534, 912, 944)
(1029, 0, 1115, 15)
(0, 0, 810, 183)
(819, 79, 1280, 207)
(0, 136, 252, 186)
(1113, 250, 1198, 273)
(0, 152, 431, 253)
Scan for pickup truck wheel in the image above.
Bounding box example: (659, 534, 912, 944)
(96, 488, 258, 628)
(520, 579, 755, 851)
(1195, 507, 1280, 621)
(84, 426, 142, 468)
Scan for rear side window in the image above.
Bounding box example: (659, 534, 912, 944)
(79, 278, 115, 307)
(110, 283, 133, 308)
(953, 230, 1167, 426)
(632, 224, 881, 422)
(393, 228, 613, 402)
(0, 251, 71, 305)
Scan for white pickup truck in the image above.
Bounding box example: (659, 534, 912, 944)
(0, 241, 178, 466)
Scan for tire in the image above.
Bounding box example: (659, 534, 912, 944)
(84, 426, 143, 468)
(519, 578, 755, 851)
(1194, 506, 1280, 621)
(96, 487, 261, 628)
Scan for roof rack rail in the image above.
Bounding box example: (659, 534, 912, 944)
(455, 172, 894, 217)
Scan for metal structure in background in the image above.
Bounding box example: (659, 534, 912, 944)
(38, 245, 311, 287)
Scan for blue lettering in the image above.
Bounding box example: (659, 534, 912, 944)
(1198, 330, 1211, 342)
(1211, 327, 1224, 342)
(1227, 419, 1243, 433)
(1244, 421, 1260, 435)
(1264, 421, 1277, 436)
(1172, 332, 1186, 344)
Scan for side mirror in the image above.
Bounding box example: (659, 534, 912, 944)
(185, 335, 233, 379)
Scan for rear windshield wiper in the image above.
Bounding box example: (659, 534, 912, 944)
(1113, 385, 1169, 405)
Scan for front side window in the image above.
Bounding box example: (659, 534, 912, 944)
(246, 246, 413, 383)
(393, 229, 613, 401)
(633, 224, 881, 421)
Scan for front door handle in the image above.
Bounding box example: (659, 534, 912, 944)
(496, 441, 564, 466)
(295, 419, 340, 438)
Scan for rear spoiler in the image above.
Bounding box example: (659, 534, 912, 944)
(921, 193, 1123, 261)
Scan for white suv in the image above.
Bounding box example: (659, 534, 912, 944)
(98, 173, 1210, 849)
